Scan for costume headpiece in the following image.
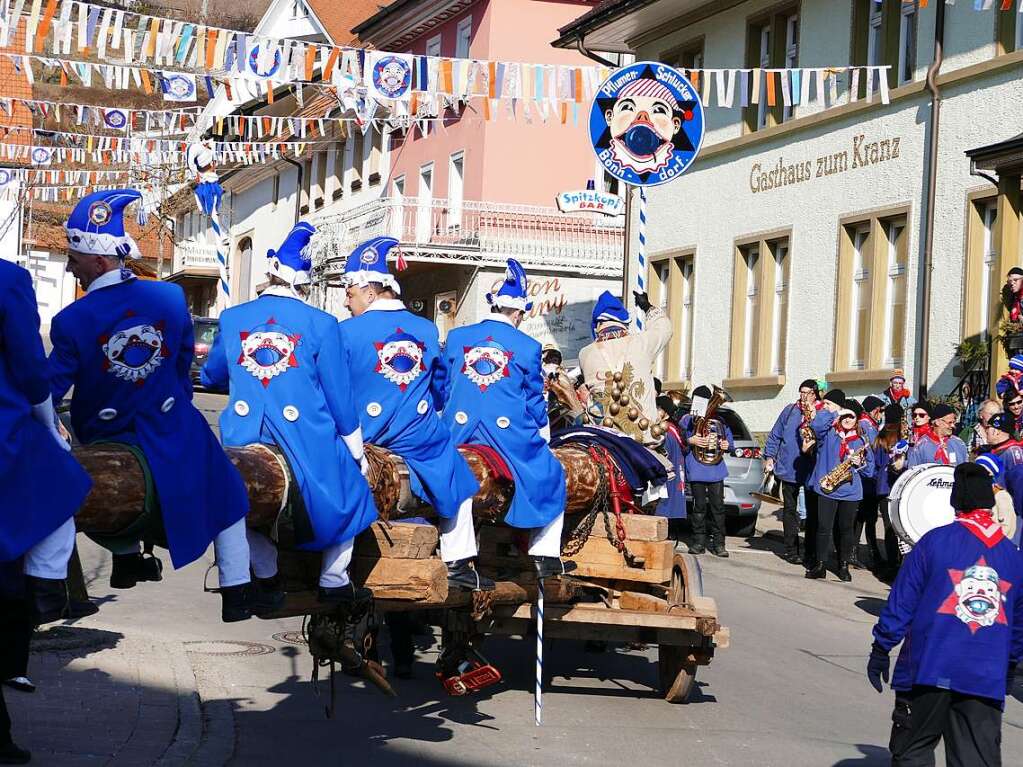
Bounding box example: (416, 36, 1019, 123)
(486, 259, 532, 312)
(267, 222, 315, 287)
(65, 188, 142, 259)
(591, 290, 630, 337)
(343, 236, 401, 295)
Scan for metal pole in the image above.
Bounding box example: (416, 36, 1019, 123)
(535, 578, 544, 727)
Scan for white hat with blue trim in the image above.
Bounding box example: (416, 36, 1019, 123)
(65, 189, 142, 259)
(486, 259, 533, 312)
(267, 222, 316, 287)
(343, 236, 401, 295)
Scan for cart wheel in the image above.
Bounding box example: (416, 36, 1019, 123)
(659, 553, 702, 703)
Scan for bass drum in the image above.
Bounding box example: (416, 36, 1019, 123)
(889, 463, 956, 552)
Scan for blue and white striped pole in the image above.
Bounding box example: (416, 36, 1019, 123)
(535, 578, 544, 726)
(636, 186, 647, 330)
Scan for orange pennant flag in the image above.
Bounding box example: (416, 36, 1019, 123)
(266, 81, 274, 104)
(766, 71, 777, 107)
(574, 68, 584, 102)
(324, 47, 340, 77)
(482, 96, 491, 121)
(304, 45, 316, 81)
(146, 18, 160, 60)
(35, 0, 59, 53)
(441, 60, 453, 94)
(560, 101, 568, 124)
(205, 29, 219, 71)
(59, 68, 67, 87)
(140, 69, 153, 95)
(488, 62, 497, 99)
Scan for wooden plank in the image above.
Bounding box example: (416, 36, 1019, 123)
(352, 557, 449, 602)
(354, 521, 438, 560)
(494, 602, 716, 633)
(619, 591, 668, 613)
(565, 513, 668, 542)
(484, 614, 716, 651)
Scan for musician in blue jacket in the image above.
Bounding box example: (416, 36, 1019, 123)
(764, 379, 819, 564)
(201, 223, 378, 604)
(0, 259, 94, 624)
(868, 462, 1023, 766)
(679, 385, 734, 557)
(907, 403, 969, 468)
(49, 189, 270, 623)
(338, 237, 493, 592)
(441, 260, 572, 579)
(805, 391, 875, 582)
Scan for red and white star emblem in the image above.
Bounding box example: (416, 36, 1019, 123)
(237, 316, 301, 388)
(936, 556, 1012, 634)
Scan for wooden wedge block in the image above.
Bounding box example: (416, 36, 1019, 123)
(565, 513, 668, 542)
(619, 591, 669, 613)
(352, 557, 449, 602)
(354, 521, 438, 560)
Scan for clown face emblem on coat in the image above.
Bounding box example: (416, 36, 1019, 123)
(462, 339, 513, 392)
(374, 328, 425, 391)
(100, 313, 170, 384)
(937, 556, 1011, 634)
(238, 317, 300, 387)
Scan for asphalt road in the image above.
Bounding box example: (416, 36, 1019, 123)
(51, 392, 1023, 766)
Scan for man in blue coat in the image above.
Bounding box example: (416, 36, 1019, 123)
(0, 260, 93, 624)
(868, 462, 1023, 765)
(201, 223, 378, 604)
(441, 260, 572, 579)
(679, 385, 734, 557)
(764, 379, 819, 564)
(338, 237, 493, 592)
(50, 189, 274, 622)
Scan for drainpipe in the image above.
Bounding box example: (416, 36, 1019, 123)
(916, 0, 946, 401)
(281, 156, 303, 225)
(575, 36, 619, 68)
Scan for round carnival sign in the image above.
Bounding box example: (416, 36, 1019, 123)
(589, 61, 705, 187)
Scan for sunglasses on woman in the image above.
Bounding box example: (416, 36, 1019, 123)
(912, 412, 928, 420)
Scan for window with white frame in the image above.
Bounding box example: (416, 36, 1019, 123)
(849, 226, 872, 370)
(964, 199, 998, 342)
(648, 253, 696, 384)
(654, 261, 670, 379)
(867, 2, 884, 69)
(416, 163, 434, 241)
(881, 221, 907, 367)
(770, 240, 790, 375)
(448, 151, 464, 230)
(455, 17, 472, 60)
(679, 258, 695, 381)
(898, 1, 917, 85)
(783, 14, 799, 120)
(426, 35, 442, 58)
(742, 245, 760, 377)
(981, 202, 998, 339)
(391, 175, 406, 239)
(393, 175, 405, 199)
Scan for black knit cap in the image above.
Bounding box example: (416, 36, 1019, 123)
(913, 401, 933, 418)
(950, 462, 996, 511)
(656, 395, 678, 420)
(823, 388, 845, 406)
(1010, 267, 1023, 277)
(847, 399, 864, 416)
(884, 404, 904, 426)
(931, 403, 955, 420)
(988, 412, 1017, 438)
(862, 395, 885, 413)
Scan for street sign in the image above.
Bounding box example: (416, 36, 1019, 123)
(555, 190, 625, 216)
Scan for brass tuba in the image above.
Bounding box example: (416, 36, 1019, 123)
(693, 385, 733, 465)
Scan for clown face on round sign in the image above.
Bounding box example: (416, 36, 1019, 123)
(589, 62, 704, 187)
(99, 313, 170, 385)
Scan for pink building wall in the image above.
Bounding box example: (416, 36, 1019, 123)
(386, 0, 599, 209)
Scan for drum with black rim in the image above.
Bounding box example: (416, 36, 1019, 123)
(888, 462, 956, 553)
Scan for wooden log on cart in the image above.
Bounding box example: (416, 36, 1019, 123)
(72, 442, 603, 532)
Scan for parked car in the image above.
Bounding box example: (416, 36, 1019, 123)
(190, 317, 219, 388)
(677, 403, 764, 538)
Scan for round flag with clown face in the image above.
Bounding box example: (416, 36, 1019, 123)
(103, 108, 129, 131)
(248, 46, 282, 78)
(589, 61, 705, 187)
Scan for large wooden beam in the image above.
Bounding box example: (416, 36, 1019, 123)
(72, 442, 605, 535)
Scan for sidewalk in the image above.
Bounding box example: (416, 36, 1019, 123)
(8, 624, 202, 766)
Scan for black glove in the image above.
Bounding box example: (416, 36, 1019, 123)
(633, 291, 652, 313)
(867, 642, 890, 693)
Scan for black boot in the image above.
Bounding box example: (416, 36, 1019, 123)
(446, 559, 496, 591)
(220, 584, 252, 623)
(804, 562, 826, 580)
(688, 539, 706, 555)
(0, 740, 31, 765)
(318, 582, 372, 605)
(26, 576, 69, 625)
(249, 577, 286, 618)
(836, 562, 852, 583)
(110, 552, 163, 589)
(782, 550, 803, 565)
(532, 556, 577, 580)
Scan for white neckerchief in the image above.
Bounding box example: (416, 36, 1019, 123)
(261, 284, 304, 301)
(484, 313, 516, 328)
(87, 267, 133, 293)
(365, 298, 405, 312)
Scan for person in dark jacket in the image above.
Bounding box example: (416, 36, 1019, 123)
(805, 390, 875, 582)
(850, 395, 886, 570)
(873, 421, 907, 582)
(679, 384, 734, 557)
(868, 462, 1023, 766)
(764, 379, 819, 564)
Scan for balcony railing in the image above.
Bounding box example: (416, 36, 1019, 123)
(172, 241, 219, 273)
(310, 197, 625, 281)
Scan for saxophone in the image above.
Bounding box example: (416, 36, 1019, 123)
(819, 445, 867, 494)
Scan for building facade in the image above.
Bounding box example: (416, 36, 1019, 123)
(556, 0, 1023, 431)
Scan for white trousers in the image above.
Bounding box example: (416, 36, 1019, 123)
(527, 513, 565, 558)
(214, 518, 251, 588)
(246, 529, 355, 588)
(439, 497, 478, 562)
(23, 518, 76, 580)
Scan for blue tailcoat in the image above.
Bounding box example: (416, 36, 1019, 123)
(873, 518, 1023, 701)
(764, 403, 813, 484)
(808, 410, 875, 501)
(49, 276, 248, 569)
(201, 293, 378, 549)
(338, 303, 478, 518)
(0, 261, 91, 562)
(440, 318, 565, 529)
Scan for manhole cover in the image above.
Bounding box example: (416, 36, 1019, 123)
(272, 631, 307, 646)
(184, 640, 276, 656)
